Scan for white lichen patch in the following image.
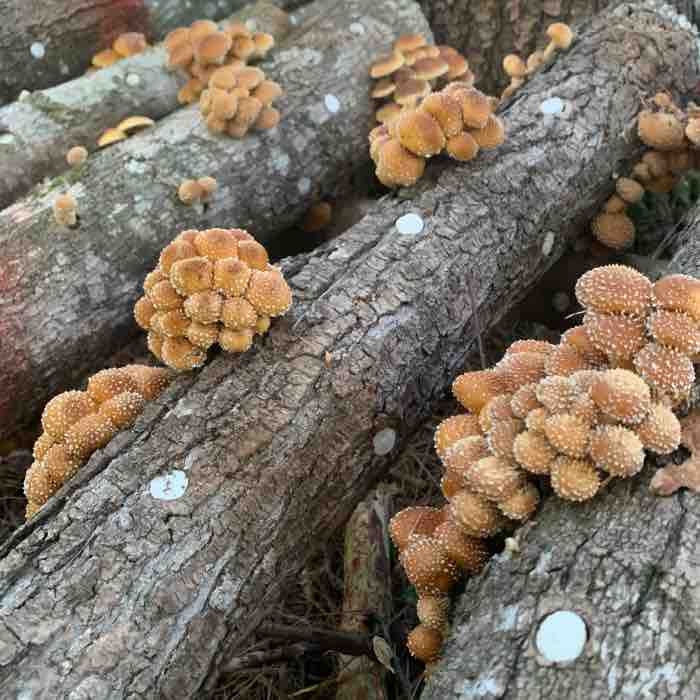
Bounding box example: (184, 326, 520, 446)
(270, 148, 291, 175)
(396, 212, 424, 235)
(535, 610, 587, 663)
(373, 428, 396, 456)
(297, 177, 311, 195)
(0, 133, 16, 146)
(542, 231, 555, 256)
(460, 675, 506, 698)
(349, 22, 365, 34)
(324, 94, 341, 114)
(496, 604, 519, 631)
(245, 18, 257, 31)
(30, 42, 45, 59)
(541, 97, 564, 115)
(125, 73, 141, 87)
(149, 470, 188, 501)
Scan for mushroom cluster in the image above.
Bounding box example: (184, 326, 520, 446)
(24, 365, 171, 519)
(198, 63, 283, 137)
(369, 82, 505, 187)
(500, 23, 574, 102)
(392, 264, 700, 664)
(592, 93, 700, 251)
(178, 176, 218, 205)
(97, 115, 155, 148)
(370, 34, 471, 126)
(134, 227, 292, 371)
(165, 19, 275, 108)
(90, 32, 148, 71)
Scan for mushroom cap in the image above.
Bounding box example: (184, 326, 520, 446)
(584, 312, 646, 361)
(221, 297, 257, 329)
(189, 19, 218, 44)
(536, 375, 577, 413)
(513, 430, 556, 475)
(575, 265, 652, 316)
(170, 257, 214, 296)
(255, 107, 281, 130)
(441, 435, 490, 479)
(301, 202, 332, 233)
(393, 34, 426, 53)
(178, 78, 205, 104)
(479, 394, 514, 433)
(503, 54, 527, 78)
(395, 109, 445, 157)
(87, 368, 139, 404)
(407, 625, 443, 663)
(370, 51, 404, 79)
(389, 506, 446, 551)
(633, 343, 695, 403)
(148, 279, 183, 311)
(232, 96, 263, 131)
(441, 471, 463, 499)
(253, 80, 283, 106)
(42, 391, 96, 441)
(24, 462, 55, 506)
(561, 326, 607, 365)
(652, 274, 700, 322)
(92, 48, 121, 68)
(147, 331, 164, 361)
(223, 20, 249, 38)
(214, 258, 253, 297)
(416, 595, 449, 629)
(667, 150, 691, 175)
(498, 352, 546, 392)
(686, 119, 700, 145)
(648, 310, 700, 355)
(546, 23, 574, 49)
(186, 321, 220, 349)
(232, 66, 266, 91)
(544, 413, 591, 458)
(452, 369, 506, 413)
(212, 91, 238, 120)
(470, 115, 505, 149)
(375, 102, 403, 125)
(589, 425, 644, 477)
(637, 111, 685, 150)
(195, 31, 232, 65)
(232, 35, 256, 60)
(525, 407, 549, 433)
(506, 340, 556, 355)
(393, 78, 431, 106)
(151, 309, 190, 338)
(64, 413, 118, 461)
(255, 316, 271, 335)
(371, 78, 396, 99)
(375, 138, 425, 187)
(167, 41, 194, 70)
(208, 65, 238, 90)
(252, 31, 275, 57)
(550, 456, 600, 502)
(66, 146, 88, 167)
(178, 179, 204, 205)
(510, 383, 542, 419)
(446, 132, 479, 161)
(642, 151, 669, 178)
(486, 418, 524, 461)
(98, 391, 146, 429)
(33, 433, 55, 462)
(164, 27, 190, 52)
(433, 519, 489, 574)
(498, 481, 540, 521)
(635, 402, 681, 454)
(245, 268, 292, 317)
(197, 177, 218, 198)
(591, 213, 635, 251)
(443, 51, 469, 80)
(450, 489, 508, 538)
(161, 336, 207, 371)
(590, 369, 651, 424)
(456, 88, 492, 129)
(116, 116, 155, 134)
(413, 56, 449, 80)
(183, 290, 223, 324)
(44, 444, 82, 486)
(53, 193, 76, 212)
(193, 228, 239, 260)
(219, 328, 255, 353)
(467, 455, 524, 502)
(604, 194, 627, 213)
(123, 364, 172, 401)
(159, 240, 197, 273)
(400, 536, 457, 594)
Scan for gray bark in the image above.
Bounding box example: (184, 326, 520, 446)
(0, 0, 431, 441)
(418, 0, 699, 94)
(0, 0, 301, 105)
(0, 3, 696, 697)
(0, 2, 293, 211)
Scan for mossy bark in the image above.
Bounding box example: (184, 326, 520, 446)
(0, 3, 696, 697)
(418, 0, 698, 94)
(0, 0, 431, 441)
(0, 0, 301, 105)
(0, 1, 293, 210)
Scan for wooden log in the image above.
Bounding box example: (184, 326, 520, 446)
(417, 0, 698, 94)
(0, 1, 293, 211)
(0, 0, 301, 105)
(0, 2, 696, 697)
(0, 0, 431, 440)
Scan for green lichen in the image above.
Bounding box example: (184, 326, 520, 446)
(26, 92, 90, 127)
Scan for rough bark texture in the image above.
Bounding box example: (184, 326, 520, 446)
(0, 4, 695, 698)
(418, 0, 699, 94)
(0, 2, 293, 211)
(0, 0, 302, 105)
(0, 0, 431, 441)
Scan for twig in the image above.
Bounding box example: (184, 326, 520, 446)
(258, 623, 374, 658)
(221, 642, 312, 673)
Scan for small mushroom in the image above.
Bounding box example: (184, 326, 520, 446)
(66, 145, 88, 167)
(53, 192, 78, 227)
(542, 23, 574, 63)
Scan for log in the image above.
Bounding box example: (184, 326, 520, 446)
(418, 0, 698, 94)
(0, 0, 301, 105)
(0, 2, 696, 697)
(0, 1, 293, 211)
(0, 0, 431, 440)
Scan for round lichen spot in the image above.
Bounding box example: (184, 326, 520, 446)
(535, 610, 587, 663)
(149, 469, 188, 501)
(30, 42, 46, 59)
(396, 213, 424, 235)
(373, 428, 396, 455)
(324, 94, 341, 113)
(541, 97, 564, 115)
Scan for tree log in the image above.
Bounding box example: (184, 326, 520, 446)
(418, 0, 698, 94)
(0, 1, 293, 211)
(0, 0, 431, 440)
(0, 0, 301, 105)
(0, 2, 696, 697)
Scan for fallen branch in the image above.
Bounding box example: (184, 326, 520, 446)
(0, 1, 293, 210)
(0, 0, 431, 439)
(0, 3, 696, 697)
(222, 642, 311, 673)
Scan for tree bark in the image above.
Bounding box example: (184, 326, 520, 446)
(0, 2, 697, 697)
(418, 0, 698, 94)
(0, 0, 431, 441)
(0, 2, 293, 211)
(0, 0, 302, 105)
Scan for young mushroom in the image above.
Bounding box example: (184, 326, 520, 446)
(53, 193, 78, 227)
